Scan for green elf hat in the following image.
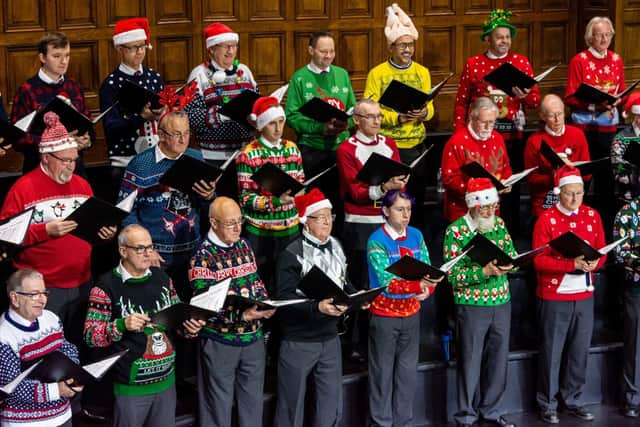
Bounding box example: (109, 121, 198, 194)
(480, 9, 516, 40)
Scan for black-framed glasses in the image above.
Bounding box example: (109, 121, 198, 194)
(159, 128, 191, 141)
(121, 44, 147, 53)
(123, 244, 155, 254)
(15, 290, 50, 299)
(48, 152, 79, 164)
(213, 217, 245, 229)
(393, 42, 415, 50)
(307, 214, 335, 223)
(354, 113, 383, 121)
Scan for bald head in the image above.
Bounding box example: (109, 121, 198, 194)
(209, 197, 243, 245)
(539, 94, 565, 133)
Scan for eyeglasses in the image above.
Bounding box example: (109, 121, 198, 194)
(307, 214, 335, 224)
(472, 118, 496, 128)
(213, 218, 245, 229)
(355, 113, 383, 121)
(121, 44, 147, 53)
(160, 128, 191, 141)
(393, 42, 415, 50)
(15, 290, 50, 299)
(560, 190, 585, 198)
(593, 32, 614, 40)
(48, 152, 79, 164)
(216, 43, 238, 51)
(123, 244, 155, 254)
(478, 203, 499, 212)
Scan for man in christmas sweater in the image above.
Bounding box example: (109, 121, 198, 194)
(613, 197, 640, 418)
(0, 269, 83, 427)
(84, 225, 204, 427)
(99, 18, 164, 202)
(11, 31, 93, 174)
(188, 197, 274, 427)
(443, 178, 516, 427)
(366, 190, 440, 427)
(611, 92, 640, 202)
(566, 16, 626, 234)
(0, 112, 115, 337)
(532, 165, 606, 424)
(236, 95, 304, 289)
(184, 23, 258, 164)
(441, 97, 512, 223)
(336, 98, 405, 362)
(525, 94, 591, 218)
(117, 110, 215, 298)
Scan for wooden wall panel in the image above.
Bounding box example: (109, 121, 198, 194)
(248, 33, 286, 92)
(156, 0, 192, 24)
(106, 0, 145, 25)
(57, 0, 97, 29)
(337, 31, 371, 91)
(295, 0, 329, 19)
(424, 0, 455, 15)
(5, 48, 40, 100)
(202, 0, 238, 20)
(154, 37, 193, 87)
(249, 0, 285, 20)
(338, 0, 374, 18)
(3, 0, 45, 32)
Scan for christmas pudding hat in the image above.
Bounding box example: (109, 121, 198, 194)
(205, 22, 238, 49)
(384, 3, 419, 45)
(481, 9, 516, 40)
(294, 188, 332, 224)
(465, 177, 499, 208)
(623, 91, 640, 118)
(553, 164, 583, 195)
(39, 112, 78, 154)
(249, 84, 289, 131)
(113, 17, 151, 49)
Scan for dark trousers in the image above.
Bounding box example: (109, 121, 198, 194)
(113, 385, 176, 427)
(454, 303, 511, 424)
(623, 292, 640, 408)
(536, 297, 594, 412)
(368, 313, 420, 427)
(275, 338, 343, 427)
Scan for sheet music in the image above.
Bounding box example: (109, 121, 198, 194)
(260, 298, 308, 307)
(502, 167, 538, 187)
(0, 360, 41, 396)
(14, 111, 36, 132)
(304, 165, 336, 187)
(598, 236, 629, 255)
(115, 190, 137, 213)
(427, 72, 455, 96)
(82, 350, 127, 380)
(409, 144, 434, 169)
(92, 103, 117, 124)
(440, 247, 472, 272)
(557, 273, 589, 294)
(534, 62, 561, 82)
(0, 208, 33, 245)
(190, 278, 231, 312)
(221, 150, 240, 170)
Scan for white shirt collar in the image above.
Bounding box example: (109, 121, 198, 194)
(467, 123, 489, 141)
(354, 131, 376, 143)
(307, 62, 330, 74)
(302, 228, 331, 246)
(8, 308, 37, 327)
(119, 63, 143, 76)
(259, 136, 281, 149)
(588, 47, 607, 59)
(464, 212, 477, 232)
(555, 202, 579, 216)
(383, 223, 406, 240)
(486, 50, 508, 60)
(117, 261, 151, 283)
(38, 68, 64, 85)
(208, 228, 232, 248)
(633, 122, 640, 137)
(154, 144, 183, 163)
(545, 124, 565, 137)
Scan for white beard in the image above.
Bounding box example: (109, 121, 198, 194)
(472, 214, 496, 233)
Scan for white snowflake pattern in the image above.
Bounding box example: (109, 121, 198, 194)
(604, 65, 611, 74)
(304, 93, 313, 100)
(331, 86, 339, 93)
(588, 61, 596, 70)
(305, 82, 313, 89)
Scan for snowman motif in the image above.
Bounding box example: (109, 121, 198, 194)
(150, 332, 167, 355)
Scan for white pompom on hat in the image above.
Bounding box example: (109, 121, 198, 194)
(553, 164, 583, 195)
(39, 112, 78, 154)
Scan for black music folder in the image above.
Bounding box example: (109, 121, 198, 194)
(65, 197, 128, 243)
(298, 265, 385, 307)
(117, 79, 163, 116)
(539, 140, 608, 174)
(460, 161, 536, 191)
(569, 79, 640, 105)
(547, 232, 626, 262)
(298, 97, 350, 123)
(28, 96, 109, 136)
(29, 349, 127, 386)
(218, 89, 261, 127)
(160, 153, 234, 196)
(150, 302, 217, 331)
(251, 162, 304, 196)
(356, 146, 433, 186)
(378, 73, 454, 113)
(0, 361, 41, 399)
(484, 62, 559, 98)
(462, 233, 546, 268)
(0, 118, 26, 146)
(386, 256, 447, 281)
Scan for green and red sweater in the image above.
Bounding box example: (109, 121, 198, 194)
(443, 214, 515, 306)
(236, 137, 304, 237)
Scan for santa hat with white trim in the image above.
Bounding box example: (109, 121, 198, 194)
(465, 177, 499, 208)
(39, 112, 78, 154)
(623, 91, 640, 119)
(553, 164, 583, 195)
(113, 17, 151, 49)
(205, 23, 239, 49)
(294, 188, 332, 224)
(250, 96, 285, 131)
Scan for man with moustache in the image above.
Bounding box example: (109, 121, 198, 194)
(443, 178, 516, 427)
(533, 165, 606, 424)
(524, 94, 591, 220)
(441, 97, 512, 223)
(0, 269, 83, 427)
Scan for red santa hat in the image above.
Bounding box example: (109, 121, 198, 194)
(205, 23, 239, 49)
(553, 164, 583, 194)
(623, 91, 640, 119)
(249, 96, 285, 131)
(39, 112, 78, 154)
(294, 188, 332, 224)
(384, 3, 419, 45)
(113, 17, 151, 49)
(465, 178, 499, 208)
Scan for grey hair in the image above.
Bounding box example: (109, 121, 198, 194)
(354, 98, 379, 115)
(470, 96, 499, 119)
(117, 224, 149, 247)
(584, 16, 614, 46)
(539, 93, 564, 115)
(7, 268, 43, 296)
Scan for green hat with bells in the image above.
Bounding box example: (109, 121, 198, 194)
(481, 9, 516, 40)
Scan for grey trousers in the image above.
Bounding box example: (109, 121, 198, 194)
(197, 337, 265, 427)
(623, 292, 640, 408)
(368, 313, 420, 427)
(454, 303, 511, 425)
(274, 337, 343, 427)
(113, 385, 176, 427)
(536, 297, 594, 412)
